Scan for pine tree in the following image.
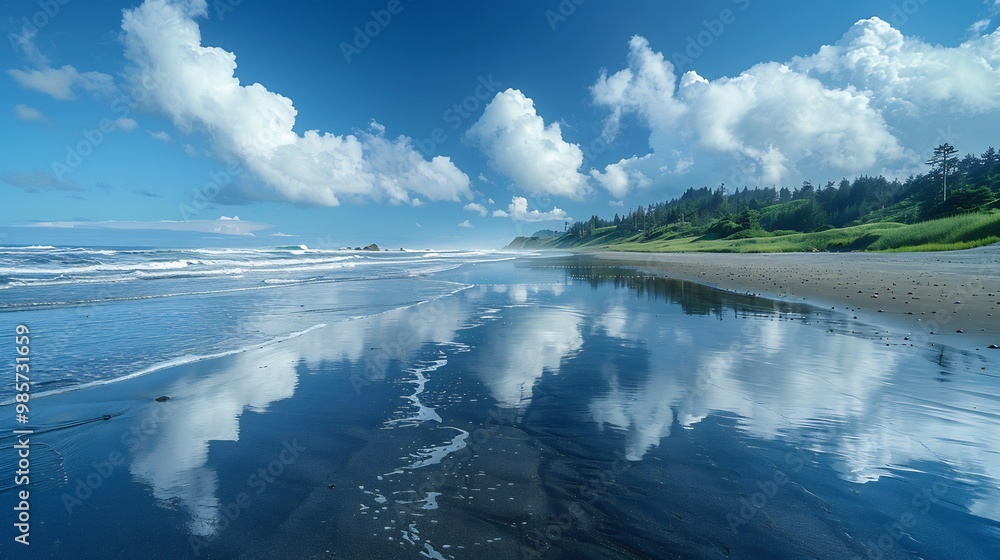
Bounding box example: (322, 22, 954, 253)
(926, 144, 959, 202)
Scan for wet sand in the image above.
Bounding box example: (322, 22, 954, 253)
(592, 245, 1000, 352)
(14, 256, 1000, 558)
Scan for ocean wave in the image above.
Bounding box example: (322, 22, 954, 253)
(8, 259, 195, 275)
(0, 280, 353, 310)
(263, 278, 311, 285)
(2, 255, 364, 277)
(0, 323, 329, 406)
(0, 246, 507, 297)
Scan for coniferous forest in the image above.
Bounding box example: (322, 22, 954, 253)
(512, 147, 1000, 252)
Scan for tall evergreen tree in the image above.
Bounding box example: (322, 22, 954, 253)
(926, 144, 959, 202)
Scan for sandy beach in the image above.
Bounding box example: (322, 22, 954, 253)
(592, 245, 1000, 352)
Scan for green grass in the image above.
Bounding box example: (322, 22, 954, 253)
(570, 211, 1000, 253)
(880, 238, 1000, 252)
(866, 211, 1000, 251)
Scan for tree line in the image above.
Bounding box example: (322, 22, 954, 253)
(569, 147, 1000, 240)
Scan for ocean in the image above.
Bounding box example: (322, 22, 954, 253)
(0, 245, 504, 403)
(1, 246, 999, 558)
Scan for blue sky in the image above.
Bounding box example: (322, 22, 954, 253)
(2, 0, 999, 248)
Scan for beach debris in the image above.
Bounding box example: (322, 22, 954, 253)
(155, 396, 170, 402)
(327, 483, 337, 489)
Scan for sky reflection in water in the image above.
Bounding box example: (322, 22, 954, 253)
(28, 257, 998, 557)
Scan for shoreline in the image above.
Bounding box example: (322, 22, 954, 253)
(585, 247, 1000, 353)
(10, 253, 1000, 557)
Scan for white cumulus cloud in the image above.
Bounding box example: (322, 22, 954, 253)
(794, 17, 1000, 114)
(7, 28, 115, 100)
(458, 220, 473, 228)
(591, 155, 653, 198)
(969, 19, 992, 36)
(463, 202, 488, 216)
(120, 0, 470, 207)
(467, 88, 590, 200)
(592, 35, 909, 189)
(492, 196, 571, 222)
(8, 65, 115, 100)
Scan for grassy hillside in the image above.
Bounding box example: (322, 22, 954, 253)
(508, 147, 1000, 253)
(508, 210, 1000, 253)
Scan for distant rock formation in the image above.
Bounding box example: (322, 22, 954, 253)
(505, 236, 554, 250)
(362, 243, 380, 251)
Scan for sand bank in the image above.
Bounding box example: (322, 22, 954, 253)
(591, 246, 1000, 352)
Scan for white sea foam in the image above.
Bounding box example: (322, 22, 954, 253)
(1, 247, 514, 294)
(406, 428, 469, 470)
(10, 259, 195, 275)
(385, 358, 448, 427)
(419, 542, 448, 559)
(0, 323, 327, 405)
